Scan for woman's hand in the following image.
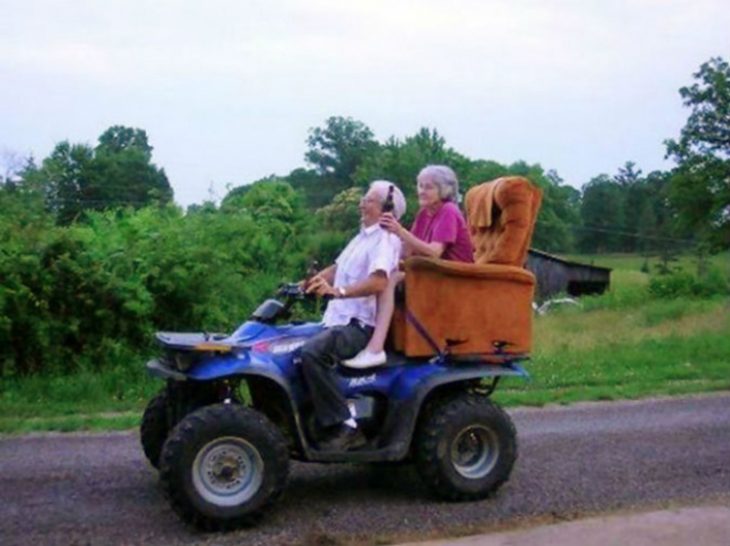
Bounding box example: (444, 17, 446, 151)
(379, 212, 403, 236)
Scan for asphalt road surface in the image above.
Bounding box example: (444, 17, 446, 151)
(1, 394, 729, 546)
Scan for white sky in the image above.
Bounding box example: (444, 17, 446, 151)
(1, 0, 729, 207)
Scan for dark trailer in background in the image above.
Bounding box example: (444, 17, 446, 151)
(526, 249, 612, 302)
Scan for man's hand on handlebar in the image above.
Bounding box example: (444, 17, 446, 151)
(299, 273, 322, 294)
(305, 275, 338, 298)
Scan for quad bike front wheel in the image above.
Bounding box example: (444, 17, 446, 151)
(415, 394, 517, 501)
(159, 403, 289, 530)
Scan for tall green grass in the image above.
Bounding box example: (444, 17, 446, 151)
(496, 328, 730, 406)
(0, 363, 159, 418)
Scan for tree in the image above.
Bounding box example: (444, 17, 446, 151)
(305, 116, 378, 192)
(97, 125, 153, 156)
(665, 57, 730, 248)
(221, 178, 307, 238)
(92, 126, 172, 209)
(34, 141, 96, 223)
(0, 155, 49, 232)
(614, 161, 642, 187)
(0, 148, 27, 186)
(614, 161, 646, 252)
(315, 186, 363, 231)
(354, 128, 469, 223)
(286, 167, 332, 209)
(92, 150, 171, 207)
(532, 169, 581, 253)
(579, 175, 625, 253)
(461, 160, 510, 189)
(16, 126, 173, 224)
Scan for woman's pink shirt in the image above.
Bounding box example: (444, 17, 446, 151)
(410, 202, 474, 263)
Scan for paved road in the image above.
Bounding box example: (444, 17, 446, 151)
(1, 394, 729, 546)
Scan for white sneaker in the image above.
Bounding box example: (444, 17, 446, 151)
(342, 350, 387, 369)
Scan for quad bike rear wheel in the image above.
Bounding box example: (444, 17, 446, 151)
(415, 394, 517, 501)
(159, 403, 289, 530)
(140, 389, 171, 469)
(141, 383, 220, 469)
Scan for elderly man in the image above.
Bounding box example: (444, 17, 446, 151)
(302, 180, 406, 451)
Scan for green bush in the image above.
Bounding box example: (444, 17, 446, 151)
(575, 267, 728, 313)
(695, 268, 730, 297)
(648, 271, 696, 298)
(648, 269, 729, 298)
(0, 184, 321, 377)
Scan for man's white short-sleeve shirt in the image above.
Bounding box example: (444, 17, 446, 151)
(322, 223, 401, 328)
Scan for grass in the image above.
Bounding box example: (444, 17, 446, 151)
(0, 413, 140, 435)
(1, 253, 729, 434)
(0, 363, 160, 419)
(0, 361, 160, 434)
(492, 256, 730, 406)
(495, 315, 730, 406)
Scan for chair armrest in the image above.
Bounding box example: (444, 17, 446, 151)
(403, 256, 534, 285)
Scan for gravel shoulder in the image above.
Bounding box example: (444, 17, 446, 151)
(395, 503, 730, 546)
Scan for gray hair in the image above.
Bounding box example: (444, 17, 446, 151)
(369, 180, 407, 219)
(418, 165, 460, 202)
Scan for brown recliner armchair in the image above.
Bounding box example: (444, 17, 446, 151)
(391, 176, 542, 357)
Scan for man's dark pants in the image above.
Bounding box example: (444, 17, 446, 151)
(300, 320, 373, 428)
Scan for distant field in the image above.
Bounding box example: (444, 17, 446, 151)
(562, 251, 730, 276)
(1, 252, 728, 433)
(494, 251, 730, 406)
(495, 296, 730, 406)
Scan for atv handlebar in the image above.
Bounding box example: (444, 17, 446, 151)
(276, 282, 306, 300)
(277, 282, 334, 302)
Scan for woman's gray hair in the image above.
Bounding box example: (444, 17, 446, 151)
(369, 180, 407, 219)
(418, 165, 461, 202)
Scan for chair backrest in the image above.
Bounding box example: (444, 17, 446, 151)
(464, 176, 542, 267)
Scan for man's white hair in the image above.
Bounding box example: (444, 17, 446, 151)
(369, 180, 407, 219)
(418, 165, 460, 202)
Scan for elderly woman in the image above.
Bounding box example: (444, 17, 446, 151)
(343, 165, 473, 368)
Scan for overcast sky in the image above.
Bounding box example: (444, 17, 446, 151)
(1, 0, 729, 207)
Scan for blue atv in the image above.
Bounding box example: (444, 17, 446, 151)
(141, 283, 529, 530)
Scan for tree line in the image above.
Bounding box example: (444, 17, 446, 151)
(5, 59, 728, 253)
(0, 57, 727, 376)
